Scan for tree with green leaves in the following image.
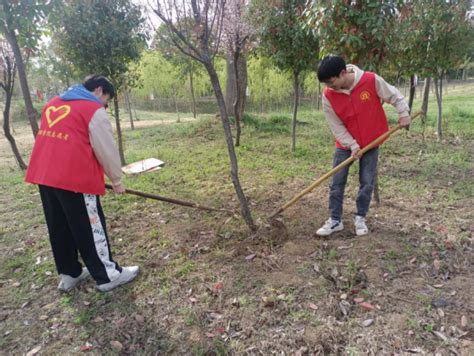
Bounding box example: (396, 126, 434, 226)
(247, 55, 293, 113)
(137, 50, 187, 120)
(35, 37, 79, 90)
(153, 0, 256, 231)
(1, 38, 27, 169)
(133, 50, 212, 111)
(306, 0, 400, 72)
(253, 0, 319, 152)
(0, 0, 56, 137)
(154, 23, 206, 119)
(396, 0, 473, 139)
(54, 0, 146, 165)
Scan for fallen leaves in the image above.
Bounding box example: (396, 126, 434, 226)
(0, 312, 8, 322)
(110, 340, 123, 352)
(433, 330, 448, 342)
(80, 342, 94, 352)
(205, 327, 225, 338)
(359, 302, 376, 311)
(436, 225, 448, 235)
(245, 253, 256, 261)
(431, 298, 448, 308)
(337, 243, 353, 250)
(361, 318, 374, 327)
(312, 263, 320, 273)
(26, 346, 41, 356)
(261, 296, 276, 308)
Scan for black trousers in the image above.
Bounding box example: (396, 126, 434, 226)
(39, 185, 121, 285)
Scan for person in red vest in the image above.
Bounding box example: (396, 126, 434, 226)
(316, 55, 410, 237)
(25, 75, 139, 292)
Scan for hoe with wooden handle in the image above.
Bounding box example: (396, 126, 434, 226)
(269, 111, 423, 219)
(105, 184, 234, 214)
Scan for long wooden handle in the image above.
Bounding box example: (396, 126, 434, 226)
(269, 112, 423, 219)
(105, 184, 234, 214)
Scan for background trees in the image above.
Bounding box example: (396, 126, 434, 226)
(253, 0, 319, 152)
(153, 0, 256, 231)
(54, 0, 147, 165)
(0, 39, 26, 169)
(0, 0, 56, 137)
(222, 0, 255, 146)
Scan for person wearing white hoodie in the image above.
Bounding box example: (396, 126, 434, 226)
(316, 55, 410, 237)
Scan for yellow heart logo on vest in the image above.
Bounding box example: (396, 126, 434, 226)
(360, 91, 371, 102)
(45, 105, 71, 128)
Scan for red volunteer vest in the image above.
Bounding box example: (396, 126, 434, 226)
(324, 72, 389, 149)
(25, 97, 106, 195)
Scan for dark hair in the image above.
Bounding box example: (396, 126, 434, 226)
(317, 55, 347, 82)
(83, 75, 115, 99)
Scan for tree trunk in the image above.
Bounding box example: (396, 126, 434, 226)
(443, 74, 447, 96)
(433, 76, 443, 140)
(225, 53, 247, 120)
(260, 72, 264, 114)
(3, 118, 27, 170)
(133, 104, 139, 121)
(205, 61, 256, 231)
(113, 95, 126, 165)
(124, 89, 134, 130)
(233, 50, 242, 147)
(189, 71, 197, 118)
(3, 29, 38, 137)
(238, 56, 248, 119)
(408, 75, 416, 112)
(173, 92, 180, 123)
(421, 77, 431, 140)
(225, 53, 236, 117)
(2, 68, 27, 170)
(291, 71, 300, 152)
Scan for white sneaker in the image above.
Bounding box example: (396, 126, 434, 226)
(354, 215, 369, 236)
(316, 218, 344, 236)
(58, 267, 90, 292)
(96, 266, 139, 292)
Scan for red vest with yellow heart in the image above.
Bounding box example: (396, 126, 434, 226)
(25, 96, 106, 195)
(324, 72, 389, 150)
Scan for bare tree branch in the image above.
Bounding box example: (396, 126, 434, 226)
(153, 5, 204, 61)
